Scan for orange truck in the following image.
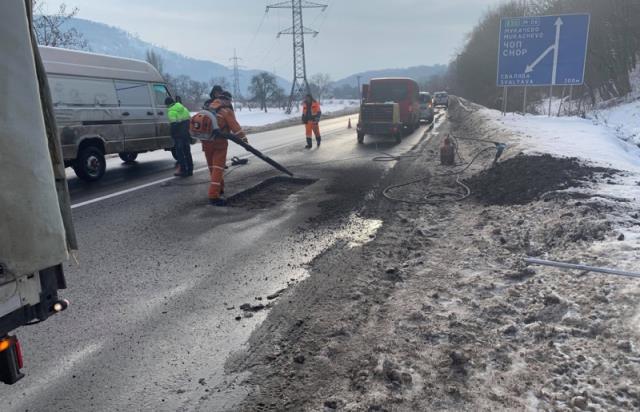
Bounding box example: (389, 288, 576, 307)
(357, 77, 421, 144)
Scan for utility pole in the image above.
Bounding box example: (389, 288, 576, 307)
(230, 48, 243, 101)
(267, 0, 327, 113)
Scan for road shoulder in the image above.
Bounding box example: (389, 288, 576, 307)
(210, 100, 640, 411)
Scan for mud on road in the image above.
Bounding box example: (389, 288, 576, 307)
(211, 100, 640, 411)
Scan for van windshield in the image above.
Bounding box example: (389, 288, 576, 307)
(369, 82, 409, 103)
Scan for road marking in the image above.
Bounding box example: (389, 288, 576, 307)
(71, 118, 355, 209)
(70, 163, 217, 209)
(72, 176, 175, 209)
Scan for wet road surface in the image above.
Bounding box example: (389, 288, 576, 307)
(2, 112, 446, 411)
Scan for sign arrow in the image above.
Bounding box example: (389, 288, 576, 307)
(551, 17, 563, 84)
(525, 45, 554, 74)
(524, 17, 564, 79)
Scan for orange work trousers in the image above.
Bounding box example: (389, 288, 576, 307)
(305, 121, 321, 138)
(202, 139, 228, 199)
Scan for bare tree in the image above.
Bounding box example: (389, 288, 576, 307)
(448, 0, 640, 109)
(309, 73, 332, 102)
(187, 79, 209, 107)
(32, 0, 88, 49)
(145, 49, 164, 75)
(249, 72, 280, 112)
(208, 77, 230, 93)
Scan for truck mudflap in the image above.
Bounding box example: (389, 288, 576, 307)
(0, 335, 24, 385)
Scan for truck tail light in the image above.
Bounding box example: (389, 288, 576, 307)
(15, 339, 23, 369)
(0, 336, 25, 384)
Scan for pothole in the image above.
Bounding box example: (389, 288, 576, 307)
(227, 176, 318, 210)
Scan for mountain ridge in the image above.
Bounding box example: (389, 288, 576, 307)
(58, 18, 446, 95)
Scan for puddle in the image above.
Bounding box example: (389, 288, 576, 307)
(226, 176, 318, 210)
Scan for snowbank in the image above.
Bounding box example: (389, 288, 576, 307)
(486, 109, 640, 174)
(234, 99, 359, 127)
(590, 99, 640, 146)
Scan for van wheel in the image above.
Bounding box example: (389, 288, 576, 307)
(394, 132, 402, 144)
(74, 146, 106, 182)
(357, 132, 365, 144)
(119, 152, 138, 163)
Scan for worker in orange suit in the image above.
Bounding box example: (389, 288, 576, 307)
(302, 94, 322, 149)
(202, 85, 247, 206)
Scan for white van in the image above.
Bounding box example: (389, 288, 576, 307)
(40, 46, 175, 181)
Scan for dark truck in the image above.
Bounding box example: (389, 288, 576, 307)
(1, 0, 75, 384)
(357, 77, 421, 144)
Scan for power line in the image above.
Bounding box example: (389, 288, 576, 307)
(244, 10, 269, 57)
(266, 0, 327, 113)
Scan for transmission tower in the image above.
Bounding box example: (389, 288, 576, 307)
(230, 48, 243, 101)
(267, 0, 327, 113)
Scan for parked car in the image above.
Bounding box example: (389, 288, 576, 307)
(357, 77, 421, 144)
(40, 46, 175, 181)
(419, 92, 434, 123)
(434, 91, 449, 108)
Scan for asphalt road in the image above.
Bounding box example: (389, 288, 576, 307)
(2, 112, 446, 411)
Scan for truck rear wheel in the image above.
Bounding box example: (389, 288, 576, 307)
(118, 152, 138, 163)
(357, 132, 365, 144)
(74, 146, 106, 182)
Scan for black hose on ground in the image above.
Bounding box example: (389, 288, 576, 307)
(381, 146, 500, 205)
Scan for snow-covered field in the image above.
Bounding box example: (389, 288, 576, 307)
(234, 99, 359, 127)
(590, 99, 640, 146)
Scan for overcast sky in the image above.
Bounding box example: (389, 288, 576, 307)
(44, 0, 504, 79)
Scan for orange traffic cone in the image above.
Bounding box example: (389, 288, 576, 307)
(348, 118, 352, 129)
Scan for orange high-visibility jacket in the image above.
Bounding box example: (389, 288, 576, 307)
(209, 98, 246, 139)
(302, 100, 321, 122)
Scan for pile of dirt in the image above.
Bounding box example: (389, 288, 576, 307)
(465, 154, 616, 205)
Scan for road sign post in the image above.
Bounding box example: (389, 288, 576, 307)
(497, 13, 590, 115)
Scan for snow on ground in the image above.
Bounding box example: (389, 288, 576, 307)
(486, 109, 640, 173)
(584, 64, 640, 145)
(590, 99, 640, 146)
(485, 108, 640, 209)
(480, 105, 640, 275)
(233, 99, 359, 127)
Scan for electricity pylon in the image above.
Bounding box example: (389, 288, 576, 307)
(230, 49, 243, 101)
(267, 0, 327, 113)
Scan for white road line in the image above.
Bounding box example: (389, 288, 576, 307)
(70, 166, 216, 209)
(71, 176, 176, 209)
(70, 120, 354, 210)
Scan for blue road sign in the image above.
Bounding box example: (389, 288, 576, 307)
(497, 14, 590, 87)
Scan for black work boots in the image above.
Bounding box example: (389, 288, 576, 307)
(305, 137, 321, 149)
